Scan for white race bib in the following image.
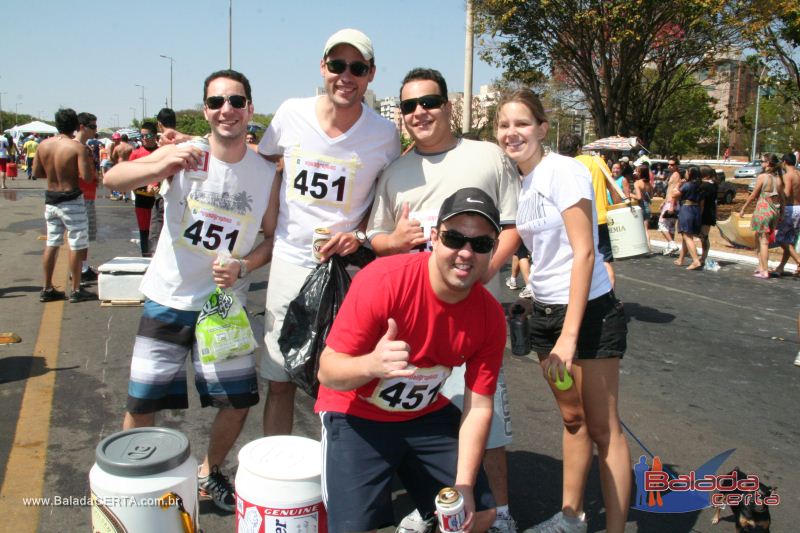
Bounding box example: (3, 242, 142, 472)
(366, 365, 451, 412)
(287, 148, 361, 213)
(179, 193, 255, 257)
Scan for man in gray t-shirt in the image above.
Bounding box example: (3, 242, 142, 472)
(367, 67, 520, 533)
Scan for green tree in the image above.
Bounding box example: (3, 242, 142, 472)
(473, 0, 735, 146)
(736, 90, 800, 156)
(650, 73, 717, 157)
(175, 110, 210, 136)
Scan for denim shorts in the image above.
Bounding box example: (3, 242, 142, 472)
(530, 291, 627, 359)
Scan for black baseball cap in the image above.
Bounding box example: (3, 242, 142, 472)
(437, 188, 501, 234)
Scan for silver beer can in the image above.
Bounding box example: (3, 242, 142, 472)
(435, 487, 466, 533)
(312, 227, 332, 262)
(183, 136, 210, 181)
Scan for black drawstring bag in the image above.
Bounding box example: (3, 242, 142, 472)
(278, 248, 375, 397)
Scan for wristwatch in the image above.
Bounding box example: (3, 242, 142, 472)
(353, 230, 367, 244)
(236, 258, 248, 278)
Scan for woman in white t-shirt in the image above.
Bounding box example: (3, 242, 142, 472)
(495, 90, 631, 533)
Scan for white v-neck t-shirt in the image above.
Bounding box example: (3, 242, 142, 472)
(259, 97, 400, 268)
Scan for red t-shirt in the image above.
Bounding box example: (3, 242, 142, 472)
(314, 253, 506, 422)
(129, 146, 158, 195)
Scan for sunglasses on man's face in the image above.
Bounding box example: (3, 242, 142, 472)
(205, 95, 248, 110)
(440, 230, 496, 254)
(325, 59, 371, 77)
(141, 133, 156, 139)
(400, 94, 447, 115)
(86, 124, 97, 130)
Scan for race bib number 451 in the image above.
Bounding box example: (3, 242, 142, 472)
(287, 149, 360, 212)
(366, 365, 450, 412)
(179, 193, 255, 256)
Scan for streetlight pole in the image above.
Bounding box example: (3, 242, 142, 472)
(130, 106, 137, 125)
(228, 0, 233, 69)
(15, 103, 21, 125)
(135, 84, 146, 121)
(751, 65, 767, 161)
(159, 55, 175, 109)
(462, 0, 474, 135)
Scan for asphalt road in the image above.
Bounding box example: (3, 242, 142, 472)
(0, 183, 798, 532)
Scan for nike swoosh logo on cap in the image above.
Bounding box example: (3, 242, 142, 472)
(466, 198, 483, 204)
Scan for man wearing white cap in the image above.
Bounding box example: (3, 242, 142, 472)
(258, 28, 400, 436)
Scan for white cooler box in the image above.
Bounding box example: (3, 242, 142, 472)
(98, 257, 151, 302)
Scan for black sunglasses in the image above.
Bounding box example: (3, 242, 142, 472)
(86, 124, 97, 130)
(440, 230, 496, 254)
(400, 94, 447, 115)
(205, 95, 248, 110)
(141, 133, 156, 139)
(325, 59, 371, 77)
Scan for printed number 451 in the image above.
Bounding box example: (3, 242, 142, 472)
(183, 221, 239, 252)
(294, 170, 345, 201)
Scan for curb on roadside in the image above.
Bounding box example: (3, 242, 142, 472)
(648, 239, 798, 274)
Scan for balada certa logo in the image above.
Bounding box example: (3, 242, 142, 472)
(632, 449, 780, 513)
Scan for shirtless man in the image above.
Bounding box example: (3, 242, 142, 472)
(773, 153, 800, 276)
(658, 158, 682, 255)
(110, 133, 133, 201)
(35, 108, 96, 303)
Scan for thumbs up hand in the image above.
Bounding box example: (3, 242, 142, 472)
(369, 318, 414, 379)
(389, 202, 427, 253)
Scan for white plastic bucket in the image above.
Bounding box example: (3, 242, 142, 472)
(236, 436, 326, 533)
(606, 203, 650, 259)
(89, 427, 198, 533)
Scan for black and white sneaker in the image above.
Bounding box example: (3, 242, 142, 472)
(198, 465, 236, 512)
(40, 288, 66, 302)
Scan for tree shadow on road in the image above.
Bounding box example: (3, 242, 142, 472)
(0, 284, 40, 298)
(0, 355, 78, 384)
(622, 302, 676, 324)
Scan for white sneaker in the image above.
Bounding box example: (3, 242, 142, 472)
(506, 277, 519, 290)
(489, 513, 518, 533)
(524, 511, 587, 533)
(794, 351, 800, 367)
(519, 287, 533, 299)
(396, 508, 435, 533)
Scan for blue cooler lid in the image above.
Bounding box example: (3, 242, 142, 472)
(95, 428, 191, 476)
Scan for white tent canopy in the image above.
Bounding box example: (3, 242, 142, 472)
(4, 120, 58, 135)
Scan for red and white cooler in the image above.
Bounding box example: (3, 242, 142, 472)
(236, 436, 327, 533)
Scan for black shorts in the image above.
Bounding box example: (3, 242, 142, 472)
(530, 291, 627, 359)
(321, 403, 495, 533)
(597, 224, 614, 262)
(515, 241, 530, 260)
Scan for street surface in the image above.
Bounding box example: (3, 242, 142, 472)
(0, 181, 798, 532)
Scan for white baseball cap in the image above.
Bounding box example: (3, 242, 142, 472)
(323, 28, 374, 61)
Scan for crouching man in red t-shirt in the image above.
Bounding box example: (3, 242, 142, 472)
(315, 188, 507, 533)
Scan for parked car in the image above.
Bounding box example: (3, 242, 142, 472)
(733, 160, 763, 179)
(715, 170, 737, 204)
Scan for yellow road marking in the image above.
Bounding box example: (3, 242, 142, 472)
(0, 246, 68, 531)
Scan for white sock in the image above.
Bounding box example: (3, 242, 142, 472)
(494, 505, 510, 519)
(82, 261, 89, 272)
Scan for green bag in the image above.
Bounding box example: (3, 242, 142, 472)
(195, 287, 256, 364)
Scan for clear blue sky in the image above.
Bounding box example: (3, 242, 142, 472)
(2, 0, 503, 129)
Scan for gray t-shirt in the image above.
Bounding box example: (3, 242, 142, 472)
(367, 138, 519, 247)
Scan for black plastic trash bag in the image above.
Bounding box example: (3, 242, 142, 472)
(278, 254, 356, 398)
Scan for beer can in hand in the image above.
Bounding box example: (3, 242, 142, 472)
(183, 137, 210, 181)
(436, 487, 466, 533)
(312, 227, 332, 262)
